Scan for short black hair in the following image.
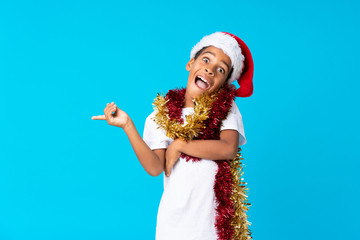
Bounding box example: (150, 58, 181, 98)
(193, 46, 233, 81)
(194, 47, 207, 60)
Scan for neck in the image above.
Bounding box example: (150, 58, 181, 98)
(183, 91, 196, 108)
(184, 98, 194, 108)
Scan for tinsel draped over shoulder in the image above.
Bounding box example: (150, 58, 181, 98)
(151, 84, 252, 240)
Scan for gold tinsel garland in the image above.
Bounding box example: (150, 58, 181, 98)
(229, 148, 252, 240)
(152, 92, 252, 240)
(152, 91, 217, 141)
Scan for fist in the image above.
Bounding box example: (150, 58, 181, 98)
(91, 102, 131, 129)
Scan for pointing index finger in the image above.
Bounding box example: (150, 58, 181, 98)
(91, 115, 106, 120)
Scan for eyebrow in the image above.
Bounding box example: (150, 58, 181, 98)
(202, 51, 230, 71)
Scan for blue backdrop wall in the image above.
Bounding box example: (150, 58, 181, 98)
(1, 0, 359, 239)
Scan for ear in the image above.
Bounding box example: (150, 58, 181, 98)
(186, 58, 195, 71)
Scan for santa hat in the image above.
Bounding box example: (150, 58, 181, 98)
(190, 32, 254, 97)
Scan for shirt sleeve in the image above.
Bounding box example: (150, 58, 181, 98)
(143, 111, 172, 150)
(220, 101, 247, 146)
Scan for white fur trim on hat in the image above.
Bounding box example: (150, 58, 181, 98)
(190, 32, 245, 84)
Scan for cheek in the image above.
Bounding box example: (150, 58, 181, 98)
(211, 81, 225, 92)
(216, 77, 227, 87)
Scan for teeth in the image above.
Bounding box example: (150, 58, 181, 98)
(198, 76, 208, 84)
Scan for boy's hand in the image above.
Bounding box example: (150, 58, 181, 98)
(91, 102, 131, 129)
(165, 139, 182, 177)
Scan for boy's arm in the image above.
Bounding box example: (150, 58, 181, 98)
(178, 130, 239, 160)
(123, 120, 165, 176)
(92, 102, 165, 177)
(165, 130, 239, 176)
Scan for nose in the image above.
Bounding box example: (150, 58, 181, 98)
(205, 68, 214, 76)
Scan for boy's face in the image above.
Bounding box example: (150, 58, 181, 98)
(185, 46, 232, 103)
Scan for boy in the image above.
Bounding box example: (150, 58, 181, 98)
(92, 32, 254, 240)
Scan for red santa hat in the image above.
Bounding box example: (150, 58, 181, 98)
(190, 32, 254, 97)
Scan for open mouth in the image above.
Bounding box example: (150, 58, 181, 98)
(195, 75, 210, 90)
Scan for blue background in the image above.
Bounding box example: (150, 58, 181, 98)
(1, 0, 359, 239)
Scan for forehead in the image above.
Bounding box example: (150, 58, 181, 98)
(199, 46, 232, 66)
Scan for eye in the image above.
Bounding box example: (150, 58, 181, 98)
(218, 68, 225, 74)
(202, 57, 209, 63)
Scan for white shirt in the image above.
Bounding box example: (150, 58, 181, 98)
(143, 101, 246, 240)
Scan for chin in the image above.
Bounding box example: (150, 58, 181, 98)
(190, 85, 206, 96)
